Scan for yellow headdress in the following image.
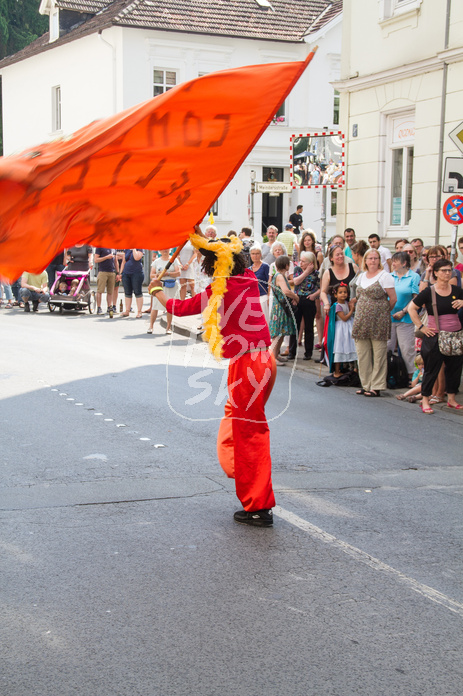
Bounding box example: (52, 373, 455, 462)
(190, 232, 243, 361)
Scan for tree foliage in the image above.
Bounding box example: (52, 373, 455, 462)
(0, 0, 47, 59)
(0, 1, 47, 153)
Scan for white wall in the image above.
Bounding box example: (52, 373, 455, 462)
(336, 0, 463, 246)
(1, 18, 342, 244)
(2, 30, 121, 154)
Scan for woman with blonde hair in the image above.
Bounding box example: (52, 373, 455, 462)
(288, 251, 320, 360)
(351, 248, 396, 397)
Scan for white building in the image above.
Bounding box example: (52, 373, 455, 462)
(335, 0, 463, 247)
(0, 0, 342, 243)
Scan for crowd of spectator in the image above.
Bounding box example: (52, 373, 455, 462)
(2, 224, 463, 412)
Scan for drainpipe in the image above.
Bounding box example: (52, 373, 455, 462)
(435, 0, 451, 245)
(98, 29, 117, 114)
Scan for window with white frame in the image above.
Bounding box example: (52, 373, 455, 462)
(388, 114, 414, 229)
(333, 90, 340, 126)
(50, 9, 59, 42)
(379, 0, 422, 20)
(153, 69, 177, 97)
(52, 85, 61, 132)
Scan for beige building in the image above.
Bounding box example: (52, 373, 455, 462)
(335, 0, 463, 247)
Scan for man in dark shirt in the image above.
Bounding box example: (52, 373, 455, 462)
(94, 248, 116, 314)
(289, 205, 303, 235)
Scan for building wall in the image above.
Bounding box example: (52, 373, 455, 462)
(336, 0, 463, 246)
(1, 31, 119, 154)
(1, 18, 342, 243)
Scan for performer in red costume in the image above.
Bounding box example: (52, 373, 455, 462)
(148, 230, 277, 527)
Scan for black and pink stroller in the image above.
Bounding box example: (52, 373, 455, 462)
(48, 269, 95, 314)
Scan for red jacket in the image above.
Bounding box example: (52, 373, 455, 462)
(166, 269, 270, 359)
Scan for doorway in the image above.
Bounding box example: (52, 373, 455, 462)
(262, 167, 284, 237)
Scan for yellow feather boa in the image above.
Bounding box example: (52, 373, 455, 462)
(190, 233, 243, 361)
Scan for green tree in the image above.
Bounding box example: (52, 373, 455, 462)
(0, 0, 47, 59)
(0, 1, 47, 153)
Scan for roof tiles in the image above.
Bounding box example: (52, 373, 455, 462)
(0, 0, 342, 68)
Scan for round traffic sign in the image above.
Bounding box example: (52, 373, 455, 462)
(443, 195, 463, 224)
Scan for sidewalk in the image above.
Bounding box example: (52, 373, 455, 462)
(159, 303, 462, 413)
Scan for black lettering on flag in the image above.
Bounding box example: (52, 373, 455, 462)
(61, 160, 90, 193)
(146, 112, 170, 147)
(166, 190, 191, 215)
(208, 114, 231, 147)
(110, 153, 132, 187)
(183, 112, 202, 147)
(158, 170, 189, 198)
(136, 158, 167, 189)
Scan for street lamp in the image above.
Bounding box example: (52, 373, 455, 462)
(250, 169, 256, 227)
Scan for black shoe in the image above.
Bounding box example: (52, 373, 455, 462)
(286, 354, 296, 360)
(32, 301, 39, 312)
(303, 354, 312, 360)
(233, 509, 273, 527)
(24, 302, 30, 312)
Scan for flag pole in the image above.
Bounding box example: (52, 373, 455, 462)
(155, 224, 205, 282)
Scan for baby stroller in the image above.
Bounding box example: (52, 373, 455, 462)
(48, 269, 96, 314)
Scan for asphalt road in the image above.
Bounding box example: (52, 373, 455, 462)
(1, 305, 462, 696)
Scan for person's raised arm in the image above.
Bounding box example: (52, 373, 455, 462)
(293, 263, 314, 286)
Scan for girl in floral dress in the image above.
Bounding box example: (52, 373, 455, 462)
(269, 256, 298, 366)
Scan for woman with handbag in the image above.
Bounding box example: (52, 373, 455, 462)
(409, 258, 463, 414)
(147, 249, 180, 334)
(351, 248, 396, 397)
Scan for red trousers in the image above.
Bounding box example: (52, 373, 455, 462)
(217, 350, 276, 511)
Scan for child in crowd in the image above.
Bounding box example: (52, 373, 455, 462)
(396, 354, 424, 403)
(68, 279, 80, 296)
(331, 282, 357, 379)
(57, 280, 70, 295)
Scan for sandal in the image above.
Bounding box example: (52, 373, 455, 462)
(421, 404, 434, 414)
(406, 396, 420, 403)
(356, 389, 365, 395)
(120, 312, 130, 317)
(147, 328, 153, 334)
(136, 313, 142, 318)
(276, 360, 287, 367)
(364, 390, 381, 397)
(429, 396, 444, 404)
(396, 394, 407, 400)
(446, 402, 463, 410)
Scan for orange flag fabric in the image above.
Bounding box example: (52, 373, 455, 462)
(0, 52, 315, 279)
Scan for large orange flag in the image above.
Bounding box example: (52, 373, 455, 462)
(0, 52, 315, 278)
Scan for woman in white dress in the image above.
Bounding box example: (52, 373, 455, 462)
(177, 240, 196, 300)
(147, 249, 180, 334)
